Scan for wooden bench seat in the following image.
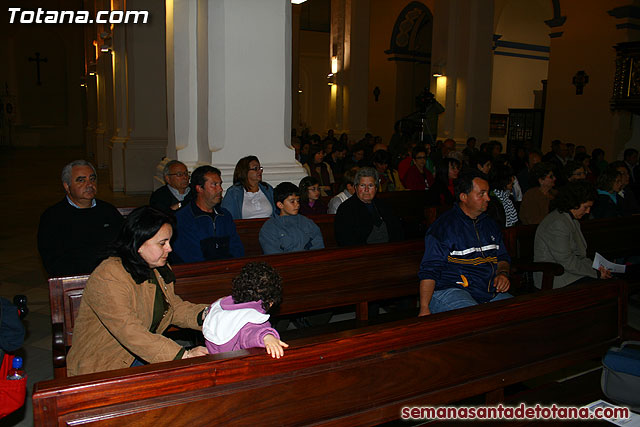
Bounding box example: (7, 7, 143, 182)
(33, 280, 628, 426)
(49, 238, 562, 378)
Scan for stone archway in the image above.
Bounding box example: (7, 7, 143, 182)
(385, 1, 433, 122)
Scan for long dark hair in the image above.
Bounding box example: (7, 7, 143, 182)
(299, 176, 319, 204)
(112, 206, 175, 283)
(435, 158, 461, 186)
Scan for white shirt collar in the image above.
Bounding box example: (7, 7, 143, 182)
(66, 195, 96, 209)
(168, 185, 190, 201)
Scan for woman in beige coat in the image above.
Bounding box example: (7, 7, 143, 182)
(67, 206, 209, 376)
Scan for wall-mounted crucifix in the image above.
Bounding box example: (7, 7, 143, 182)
(28, 52, 48, 85)
(572, 70, 589, 95)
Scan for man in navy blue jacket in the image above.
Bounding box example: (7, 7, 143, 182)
(418, 169, 512, 315)
(172, 166, 244, 263)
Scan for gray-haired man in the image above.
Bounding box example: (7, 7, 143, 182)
(37, 160, 123, 277)
(149, 160, 194, 213)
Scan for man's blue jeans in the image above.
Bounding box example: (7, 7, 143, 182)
(429, 287, 512, 314)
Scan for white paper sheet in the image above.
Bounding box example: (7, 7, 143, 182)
(592, 252, 626, 274)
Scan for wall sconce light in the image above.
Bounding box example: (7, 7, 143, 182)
(327, 73, 335, 86)
(100, 45, 111, 53)
(432, 62, 445, 78)
(291, 0, 307, 4)
(331, 56, 338, 75)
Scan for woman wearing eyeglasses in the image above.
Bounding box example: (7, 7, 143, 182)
(401, 145, 434, 191)
(221, 156, 277, 219)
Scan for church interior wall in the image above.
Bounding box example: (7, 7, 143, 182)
(299, 29, 331, 135)
(542, 0, 634, 158)
(490, 0, 550, 145)
(0, 4, 84, 149)
(367, 0, 434, 144)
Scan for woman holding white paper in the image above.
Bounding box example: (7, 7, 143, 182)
(533, 181, 612, 289)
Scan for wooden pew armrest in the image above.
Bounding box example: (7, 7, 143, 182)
(511, 261, 564, 291)
(52, 323, 66, 368)
(511, 261, 564, 276)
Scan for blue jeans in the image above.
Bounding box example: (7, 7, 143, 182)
(429, 287, 512, 314)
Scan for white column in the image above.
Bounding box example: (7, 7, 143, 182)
(345, 0, 370, 140)
(291, 4, 301, 131)
(431, 0, 493, 143)
(166, 0, 200, 166)
(119, 0, 169, 193)
(166, 0, 306, 187)
(95, 53, 112, 171)
(329, 0, 370, 141)
(110, 20, 128, 192)
(207, 0, 306, 186)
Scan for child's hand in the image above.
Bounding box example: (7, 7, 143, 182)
(263, 334, 288, 359)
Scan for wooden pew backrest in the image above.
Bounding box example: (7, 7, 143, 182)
(49, 240, 426, 378)
(234, 214, 336, 257)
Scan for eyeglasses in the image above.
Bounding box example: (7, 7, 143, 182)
(248, 166, 264, 172)
(167, 172, 190, 178)
(358, 183, 376, 189)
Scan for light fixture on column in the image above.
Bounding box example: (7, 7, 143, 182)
(327, 56, 338, 85)
(100, 32, 112, 53)
(291, 0, 308, 4)
(432, 62, 445, 78)
(88, 61, 96, 76)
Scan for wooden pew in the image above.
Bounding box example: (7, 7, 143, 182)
(503, 215, 640, 290)
(49, 240, 427, 378)
(233, 194, 437, 257)
(234, 214, 337, 257)
(33, 280, 628, 426)
(503, 215, 640, 262)
(581, 214, 640, 259)
(48, 237, 563, 379)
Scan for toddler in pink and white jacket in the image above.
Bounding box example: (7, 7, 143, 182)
(202, 262, 288, 358)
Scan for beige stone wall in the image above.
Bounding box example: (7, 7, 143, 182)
(491, 1, 550, 109)
(367, 0, 435, 144)
(542, 0, 635, 157)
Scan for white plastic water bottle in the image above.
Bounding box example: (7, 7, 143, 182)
(7, 356, 25, 380)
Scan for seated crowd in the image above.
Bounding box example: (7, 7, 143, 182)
(35, 130, 639, 376)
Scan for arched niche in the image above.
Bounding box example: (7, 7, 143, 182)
(385, 1, 433, 121)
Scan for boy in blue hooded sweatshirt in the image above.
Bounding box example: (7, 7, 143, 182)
(258, 182, 325, 255)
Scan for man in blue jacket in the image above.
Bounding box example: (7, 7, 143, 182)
(172, 166, 244, 263)
(418, 169, 511, 315)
